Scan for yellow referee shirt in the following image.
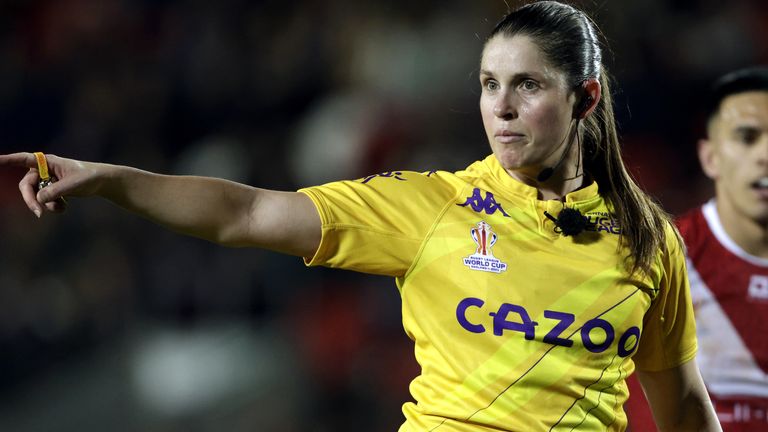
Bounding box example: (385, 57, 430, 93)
(299, 155, 696, 432)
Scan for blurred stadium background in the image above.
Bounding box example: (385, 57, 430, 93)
(0, 0, 765, 431)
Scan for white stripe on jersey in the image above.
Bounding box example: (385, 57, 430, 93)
(689, 257, 768, 397)
(703, 200, 768, 268)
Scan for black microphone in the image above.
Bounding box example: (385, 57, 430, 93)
(544, 208, 588, 236)
(536, 167, 555, 182)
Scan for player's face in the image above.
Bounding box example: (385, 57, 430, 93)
(700, 91, 768, 223)
(479, 35, 577, 180)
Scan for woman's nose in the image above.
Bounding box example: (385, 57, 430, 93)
(493, 95, 517, 120)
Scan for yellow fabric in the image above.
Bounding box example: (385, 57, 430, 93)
(299, 155, 696, 432)
(34, 152, 50, 180)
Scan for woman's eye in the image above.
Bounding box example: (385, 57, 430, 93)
(521, 80, 539, 91)
(485, 80, 500, 91)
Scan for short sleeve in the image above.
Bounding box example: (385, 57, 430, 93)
(633, 223, 698, 371)
(298, 171, 460, 277)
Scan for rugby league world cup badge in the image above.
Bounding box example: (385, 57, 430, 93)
(463, 221, 507, 274)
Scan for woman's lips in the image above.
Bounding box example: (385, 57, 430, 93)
(495, 131, 525, 144)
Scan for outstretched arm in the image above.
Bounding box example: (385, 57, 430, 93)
(636, 358, 721, 432)
(0, 152, 321, 257)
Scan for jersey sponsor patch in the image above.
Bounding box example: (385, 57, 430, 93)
(583, 211, 621, 235)
(463, 221, 508, 273)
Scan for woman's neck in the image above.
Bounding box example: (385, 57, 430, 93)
(506, 142, 587, 201)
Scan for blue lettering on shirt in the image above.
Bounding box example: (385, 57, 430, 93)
(455, 297, 640, 357)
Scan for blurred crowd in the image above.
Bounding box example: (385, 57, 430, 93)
(0, 0, 766, 431)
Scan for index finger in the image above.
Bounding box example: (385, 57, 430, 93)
(0, 152, 39, 169)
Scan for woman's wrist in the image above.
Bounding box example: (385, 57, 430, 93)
(92, 162, 129, 200)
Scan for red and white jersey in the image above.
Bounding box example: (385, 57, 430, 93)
(679, 200, 768, 398)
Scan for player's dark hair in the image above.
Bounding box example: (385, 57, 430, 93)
(487, 1, 674, 275)
(705, 66, 768, 125)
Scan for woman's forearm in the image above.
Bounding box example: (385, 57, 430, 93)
(100, 165, 261, 246)
(0, 153, 321, 256)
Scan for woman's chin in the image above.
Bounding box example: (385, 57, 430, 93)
(492, 150, 524, 171)
(494, 152, 546, 179)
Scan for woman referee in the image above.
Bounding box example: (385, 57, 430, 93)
(0, 2, 720, 431)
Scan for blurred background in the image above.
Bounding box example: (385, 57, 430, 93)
(0, 0, 765, 431)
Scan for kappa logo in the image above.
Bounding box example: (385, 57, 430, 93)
(458, 188, 510, 217)
(361, 171, 407, 184)
(463, 221, 508, 274)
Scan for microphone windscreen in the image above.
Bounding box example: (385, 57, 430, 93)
(556, 208, 587, 236)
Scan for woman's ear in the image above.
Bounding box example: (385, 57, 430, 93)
(575, 78, 602, 119)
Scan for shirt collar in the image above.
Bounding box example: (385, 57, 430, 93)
(480, 154, 600, 204)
